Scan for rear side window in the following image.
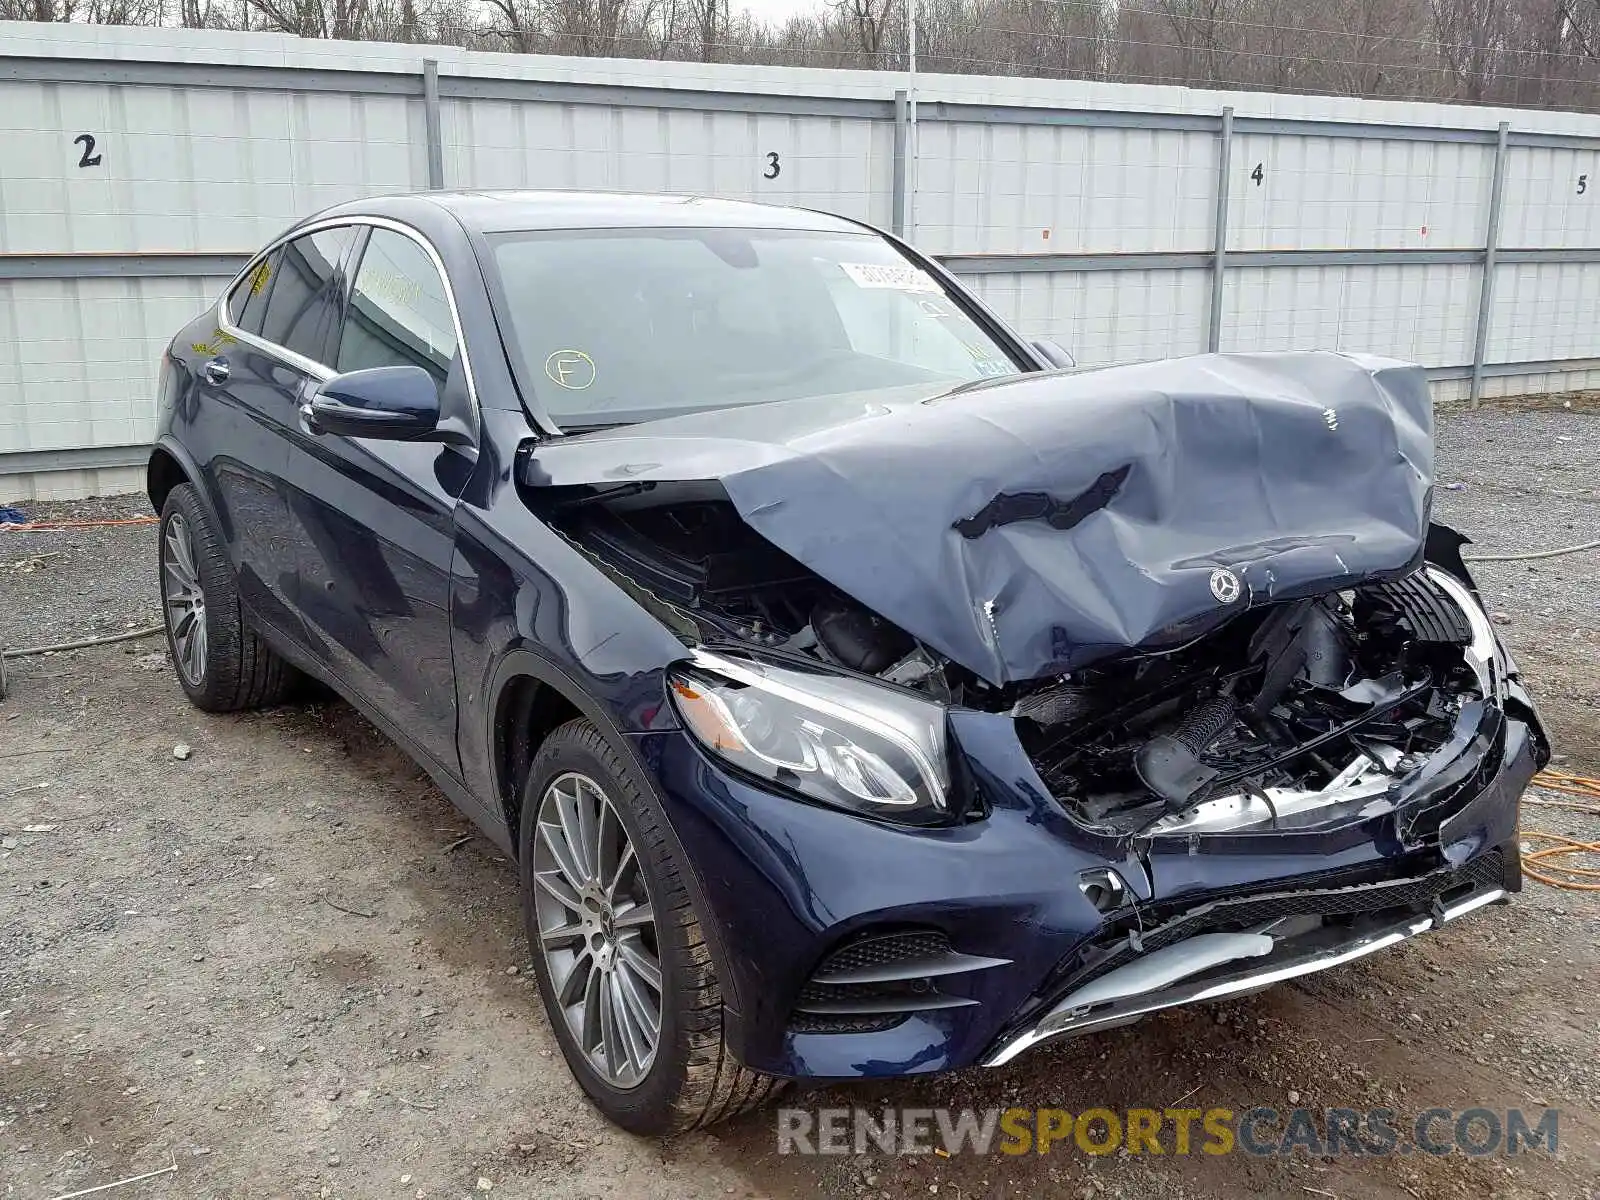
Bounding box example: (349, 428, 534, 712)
(258, 225, 357, 366)
(227, 247, 281, 337)
(337, 229, 457, 387)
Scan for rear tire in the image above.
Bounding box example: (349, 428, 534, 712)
(519, 718, 783, 1134)
(158, 483, 298, 712)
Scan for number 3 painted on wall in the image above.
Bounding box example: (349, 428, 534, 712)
(764, 151, 781, 180)
(74, 133, 103, 168)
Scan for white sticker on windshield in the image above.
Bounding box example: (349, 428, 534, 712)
(840, 262, 941, 293)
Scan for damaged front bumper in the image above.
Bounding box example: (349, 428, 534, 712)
(988, 701, 1540, 1069)
(641, 682, 1543, 1081)
(984, 700, 1539, 1070)
(983, 852, 1515, 1068)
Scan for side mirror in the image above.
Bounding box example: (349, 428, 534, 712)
(1032, 339, 1077, 370)
(303, 365, 441, 441)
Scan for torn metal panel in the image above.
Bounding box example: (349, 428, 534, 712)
(524, 352, 1433, 686)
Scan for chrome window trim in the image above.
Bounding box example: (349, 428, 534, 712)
(217, 215, 480, 406)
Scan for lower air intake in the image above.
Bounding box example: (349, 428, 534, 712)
(789, 930, 1009, 1035)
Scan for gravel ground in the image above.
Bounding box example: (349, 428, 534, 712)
(1431, 400, 1600, 767)
(1, 495, 161, 651)
(1, 399, 1596, 1199)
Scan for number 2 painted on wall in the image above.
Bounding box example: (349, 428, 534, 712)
(764, 151, 781, 180)
(74, 133, 103, 168)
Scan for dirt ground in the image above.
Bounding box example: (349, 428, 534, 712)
(2, 400, 1597, 1199)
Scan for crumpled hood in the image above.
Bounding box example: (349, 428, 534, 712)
(524, 352, 1434, 686)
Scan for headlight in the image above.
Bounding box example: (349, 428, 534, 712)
(668, 651, 952, 824)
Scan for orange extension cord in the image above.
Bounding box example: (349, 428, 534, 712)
(2, 516, 159, 532)
(1522, 770, 1600, 892)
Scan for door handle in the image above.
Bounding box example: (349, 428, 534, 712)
(203, 358, 230, 386)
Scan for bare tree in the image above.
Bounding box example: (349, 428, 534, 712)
(16, 0, 1600, 114)
(1505, 0, 1599, 106)
(1309, 0, 1426, 97)
(540, 0, 627, 55)
(482, 0, 538, 50)
(1152, 0, 1237, 85)
(1428, 0, 1510, 100)
(830, 0, 894, 66)
(690, 0, 727, 60)
(241, 0, 356, 38)
(179, 0, 216, 25)
(1, 0, 78, 18)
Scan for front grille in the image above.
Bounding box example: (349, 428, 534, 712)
(789, 929, 1008, 1036)
(1361, 572, 1472, 643)
(1049, 852, 1503, 1001)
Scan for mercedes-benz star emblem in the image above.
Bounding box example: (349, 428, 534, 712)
(1209, 567, 1243, 603)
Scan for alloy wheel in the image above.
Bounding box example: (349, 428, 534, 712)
(532, 771, 663, 1089)
(162, 512, 208, 686)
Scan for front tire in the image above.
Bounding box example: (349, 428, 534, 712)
(519, 718, 782, 1134)
(158, 484, 298, 712)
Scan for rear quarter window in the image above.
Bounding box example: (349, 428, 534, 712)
(227, 247, 282, 338)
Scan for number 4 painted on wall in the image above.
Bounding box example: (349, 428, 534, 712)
(1251, 162, 1264, 186)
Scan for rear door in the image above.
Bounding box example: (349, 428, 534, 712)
(280, 223, 476, 779)
(211, 225, 360, 647)
(187, 226, 349, 644)
(184, 247, 297, 636)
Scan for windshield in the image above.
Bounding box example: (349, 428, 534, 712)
(486, 227, 1024, 427)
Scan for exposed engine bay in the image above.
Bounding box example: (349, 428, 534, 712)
(1008, 572, 1482, 835)
(541, 481, 1491, 836)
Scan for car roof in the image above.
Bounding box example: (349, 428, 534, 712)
(317, 190, 872, 236)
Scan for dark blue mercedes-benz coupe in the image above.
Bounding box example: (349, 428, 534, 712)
(149, 191, 1548, 1134)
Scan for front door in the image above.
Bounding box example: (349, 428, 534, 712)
(280, 225, 476, 779)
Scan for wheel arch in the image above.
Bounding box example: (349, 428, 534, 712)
(486, 648, 671, 856)
(485, 648, 746, 1026)
(147, 446, 187, 513)
(493, 661, 586, 846)
(147, 438, 225, 537)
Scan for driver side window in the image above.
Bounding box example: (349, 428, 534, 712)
(337, 229, 457, 388)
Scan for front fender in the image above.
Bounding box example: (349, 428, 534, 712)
(446, 459, 751, 1039)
